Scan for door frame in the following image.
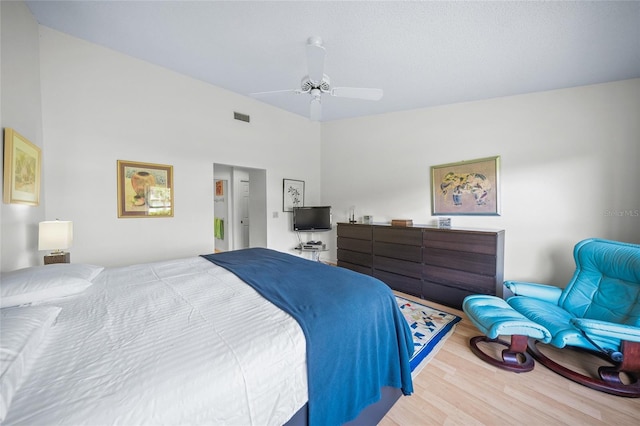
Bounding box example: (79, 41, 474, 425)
(213, 163, 267, 252)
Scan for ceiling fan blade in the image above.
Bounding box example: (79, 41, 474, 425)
(330, 87, 383, 101)
(309, 97, 322, 121)
(250, 89, 303, 97)
(306, 36, 326, 84)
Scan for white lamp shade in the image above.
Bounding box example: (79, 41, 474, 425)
(39, 221, 73, 251)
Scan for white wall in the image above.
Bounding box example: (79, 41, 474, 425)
(1, 1, 45, 271)
(37, 27, 321, 267)
(321, 79, 640, 286)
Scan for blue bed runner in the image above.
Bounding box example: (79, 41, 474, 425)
(201, 248, 413, 426)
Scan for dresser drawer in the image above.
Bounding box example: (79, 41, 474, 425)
(337, 224, 372, 240)
(373, 227, 422, 246)
(422, 264, 497, 294)
(423, 230, 498, 255)
(337, 261, 372, 276)
(373, 255, 422, 279)
(423, 248, 496, 276)
(373, 270, 422, 297)
(338, 237, 372, 254)
(421, 281, 482, 310)
(337, 249, 372, 268)
(373, 241, 422, 262)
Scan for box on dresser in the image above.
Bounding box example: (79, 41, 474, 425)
(336, 223, 504, 310)
(390, 219, 413, 227)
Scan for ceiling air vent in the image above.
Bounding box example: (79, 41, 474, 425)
(233, 112, 250, 123)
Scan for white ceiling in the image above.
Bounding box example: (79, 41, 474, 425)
(26, 1, 640, 122)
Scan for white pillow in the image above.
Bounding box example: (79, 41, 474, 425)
(0, 305, 62, 421)
(0, 263, 104, 308)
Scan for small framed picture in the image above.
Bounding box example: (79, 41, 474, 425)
(283, 179, 304, 212)
(438, 217, 452, 228)
(117, 160, 173, 218)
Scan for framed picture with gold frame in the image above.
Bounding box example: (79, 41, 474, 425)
(3, 128, 41, 206)
(431, 156, 501, 216)
(117, 160, 173, 218)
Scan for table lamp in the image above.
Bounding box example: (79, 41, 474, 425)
(39, 220, 73, 264)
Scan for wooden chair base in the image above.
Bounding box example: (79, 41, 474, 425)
(469, 334, 535, 373)
(527, 340, 640, 398)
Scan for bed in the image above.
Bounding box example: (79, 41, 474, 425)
(0, 248, 413, 425)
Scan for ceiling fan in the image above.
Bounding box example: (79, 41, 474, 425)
(250, 36, 383, 121)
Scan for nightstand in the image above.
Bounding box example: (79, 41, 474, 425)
(44, 252, 70, 265)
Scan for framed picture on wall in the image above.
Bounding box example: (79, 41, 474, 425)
(3, 128, 41, 206)
(117, 160, 174, 218)
(283, 179, 304, 212)
(431, 156, 501, 216)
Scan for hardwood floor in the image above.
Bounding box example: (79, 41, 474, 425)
(381, 292, 639, 426)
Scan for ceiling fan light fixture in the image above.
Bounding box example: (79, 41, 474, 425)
(301, 75, 331, 93)
(253, 36, 383, 121)
(318, 75, 331, 92)
(310, 88, 322, 101)
(301, 76, 313, 92)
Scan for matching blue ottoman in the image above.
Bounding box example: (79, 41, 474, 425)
(462, 295, 552, 372)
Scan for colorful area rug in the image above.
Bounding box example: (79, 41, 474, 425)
(395, 296, 462, 375)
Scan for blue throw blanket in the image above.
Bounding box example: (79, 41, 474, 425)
(201, 248, 413, 426)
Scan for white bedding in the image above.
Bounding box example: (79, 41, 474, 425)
(3, 257, 308, 425)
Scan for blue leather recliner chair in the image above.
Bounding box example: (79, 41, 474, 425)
(506, 238, 640, 397)
(464, 238, 640, 397)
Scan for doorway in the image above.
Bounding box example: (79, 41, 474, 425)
(213, 179, 229, 252)
(213, 164, 267, 252)
(239, 180, 250, 249)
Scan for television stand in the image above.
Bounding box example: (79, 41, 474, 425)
(294, 245, 328, 262)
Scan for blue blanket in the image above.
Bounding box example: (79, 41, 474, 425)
(201, 248, 413, 426)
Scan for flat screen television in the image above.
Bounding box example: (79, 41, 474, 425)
(293, 206, 332, 231)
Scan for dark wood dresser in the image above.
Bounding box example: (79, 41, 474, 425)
(337, 223, 504, 309)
